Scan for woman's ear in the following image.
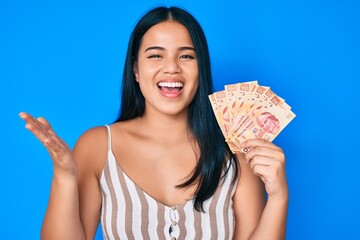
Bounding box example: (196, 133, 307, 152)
(133, 60, 139, 82)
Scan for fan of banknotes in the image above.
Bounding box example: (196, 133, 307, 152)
(209, 81, 296, 152)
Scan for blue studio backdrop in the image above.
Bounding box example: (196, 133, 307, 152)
(1, 0, 359, 239)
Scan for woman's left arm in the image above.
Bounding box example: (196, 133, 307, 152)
(233, 139, 288, 240)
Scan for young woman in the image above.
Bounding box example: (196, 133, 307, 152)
(20, 6, 288, 240)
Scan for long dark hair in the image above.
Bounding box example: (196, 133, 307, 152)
(115, 6, 238, 212)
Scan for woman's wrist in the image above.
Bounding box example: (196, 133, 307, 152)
(267, 188, 289, 204)
(52, 168, 79, 187)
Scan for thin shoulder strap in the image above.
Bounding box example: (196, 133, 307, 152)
(105, 125, 112, 151)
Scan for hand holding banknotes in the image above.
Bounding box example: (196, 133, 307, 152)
(240, 139, 288, 200)
(209, 81, 295, 200)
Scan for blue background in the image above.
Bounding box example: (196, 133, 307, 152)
(1, 0, 359, 239)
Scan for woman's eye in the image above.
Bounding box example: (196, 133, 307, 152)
(180, 55, 195, 59)
(148, 54, 162, 59)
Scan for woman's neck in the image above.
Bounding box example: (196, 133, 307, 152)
(136, 108, 192, 143)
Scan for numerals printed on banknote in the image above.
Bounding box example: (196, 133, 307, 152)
(209, 81, 296, 152)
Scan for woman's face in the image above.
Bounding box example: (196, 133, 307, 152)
(134, 20, 199, 117)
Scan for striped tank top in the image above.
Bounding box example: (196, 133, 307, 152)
(100, 125, 238, 239)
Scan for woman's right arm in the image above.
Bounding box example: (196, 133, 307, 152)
(20, 112, 104, 239)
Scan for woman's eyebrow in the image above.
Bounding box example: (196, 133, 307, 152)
(144, 46, 196, 52)
(178, 46, 196, 51)
(145, 46, 165, 52)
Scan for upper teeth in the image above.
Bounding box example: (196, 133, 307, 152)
(158, 82, 183, 88)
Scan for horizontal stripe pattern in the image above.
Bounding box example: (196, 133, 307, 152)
(100, 125, 237, 239)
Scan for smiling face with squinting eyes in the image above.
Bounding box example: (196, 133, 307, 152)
(133, 20, 199, 117)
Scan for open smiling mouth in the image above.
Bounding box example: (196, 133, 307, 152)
(157, 82, 184, 93)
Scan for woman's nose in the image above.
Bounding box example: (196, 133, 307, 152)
(162, 58, 181, 74)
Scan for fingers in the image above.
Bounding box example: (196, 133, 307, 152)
(20, 112, 47, 133)
(248, 156, 273, 169)
(19, 112, 64, 155)
(20, 112, 46, 129)
(37, 117, 52, 130)
(241, 138, 288, 199)
(20, 113, 49, 142)
(240, 139, 284, 162)
(20, 112, 77, 177)
(240, 138, 282, 152)
(245, 146, 285, 165)
(43, 136, 63, 154)
(247, 155, 284, 180)
(20, 112, 53, 136)
(37, 116, 57, 136)
(252, 164, 267, 182)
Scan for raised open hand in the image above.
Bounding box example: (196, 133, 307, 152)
(19, 112, 78, 177)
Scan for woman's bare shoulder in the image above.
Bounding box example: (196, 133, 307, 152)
(73, 121, 136, 170)
(73, 126, 109, 178)
(75, 126, 108, 150)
